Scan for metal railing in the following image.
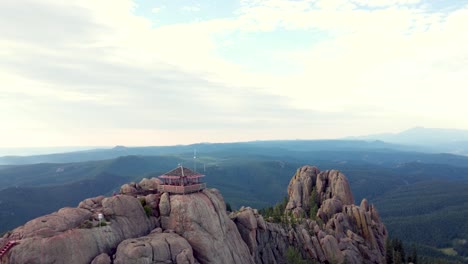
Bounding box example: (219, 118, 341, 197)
(0, 233, 21, 258)
(157, 183, 206, 194)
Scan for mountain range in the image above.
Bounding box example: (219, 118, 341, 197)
(348, 127, 468, 155)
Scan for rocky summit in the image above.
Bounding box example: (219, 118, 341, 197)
(0, 165, 387, 264)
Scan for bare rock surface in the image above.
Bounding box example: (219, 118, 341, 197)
(233, 165, 386, 264)
(4, 195, 158, 264)
(285, 165, 320, 217)
(120, 183, 138, 194)
(114, 231, 195, 264)
(90, 253, 111, 264)
(232, 207, 261, 255)
(160, 189, 254, 264)
(232, 207, 288, 264)
(316, 169, 354, 205)
(317, 197, 343, 223)
(139, 177, 162, 191)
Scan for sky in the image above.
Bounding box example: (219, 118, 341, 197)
(0, 0, 467, 148)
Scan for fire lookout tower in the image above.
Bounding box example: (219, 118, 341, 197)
(157, 165, 206, 194)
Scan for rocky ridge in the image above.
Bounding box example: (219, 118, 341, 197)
(1, 166, 387, 264)
(231, 166, 387, 263)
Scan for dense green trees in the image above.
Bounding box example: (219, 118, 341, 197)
(225, 202, 232, 212)
(286, 247, 308, 264)
(308, 188, 318, 220)
(259, 196, 289, 223)
(386, 238, 409, 264)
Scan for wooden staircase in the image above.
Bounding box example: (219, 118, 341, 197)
(0, 234, 20, 259)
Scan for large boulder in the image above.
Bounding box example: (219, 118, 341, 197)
(159, 192, 171, 216)
(317, 197, 343, 223)
(114, 230, 195, 264)
(120, 183, 138, 195)
(19, 207, 92, 238)
(90, 253, 111, 264)
(232, 207, 259, 254)
(139, 177, 162, 191)
(321, 235, 344, 263)
(161, 189, 254, 264)
(5, 195, 158, 264)
(316, 170, 354, 205)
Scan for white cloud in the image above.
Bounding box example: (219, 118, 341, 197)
(1, 0, 467, 147)
(351, 0, 421, 7)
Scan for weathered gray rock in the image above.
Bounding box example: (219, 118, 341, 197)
(5, 195, 158, 264)
(317, 197, 343, 223)
(79, 196, 106, 211)
(321, 235, 344, 263)
(254, 222, 290, 264)
(114, 231, 195, 264)
(19, 207, 92, 238)
(159, 192, 171, 216)
(90, 253, 111, 264)
(312, 236, 326, 262)
(120, 183, 138, 194)
(233, 207, 258, 254)
(236, 165, 386, 264)
(285, 166, 320, 217)
(316, 170, 354, 205)
(161, 189, 254, 264)
(144, 194, 160, 217)
(139, 177, 162, 191)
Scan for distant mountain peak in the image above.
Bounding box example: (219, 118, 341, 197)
(112, 145, 127, 150)
(352, 126, 468, 153)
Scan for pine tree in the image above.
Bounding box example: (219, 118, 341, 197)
(386, 238, 394, 264)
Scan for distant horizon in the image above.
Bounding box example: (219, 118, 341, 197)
(2, 126, 468, 156)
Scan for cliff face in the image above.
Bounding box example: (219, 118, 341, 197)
(1, 167, 387, 264)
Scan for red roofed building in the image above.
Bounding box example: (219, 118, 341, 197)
(157, 165, 206, 194)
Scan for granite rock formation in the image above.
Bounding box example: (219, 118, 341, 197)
(114, 229, 196, 264)
(160, 189, 254, 264)
(231, 165, 387, 264)
(2, 195, 158, 264)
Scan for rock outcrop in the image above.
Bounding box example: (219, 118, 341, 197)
(120, 177, 162, 195)
(114, 229, 196, 264)
(231, 165, 387, 264)
(286, 166, 354, 217)
(2, 195, 159, 264)
(160, 189, 254, 264)
(1, 165, 386, 264)
(232, 207, 288, 264)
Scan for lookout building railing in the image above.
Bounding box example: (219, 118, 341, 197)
(157, 183, 206, 194)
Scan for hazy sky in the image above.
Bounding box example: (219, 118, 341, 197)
(1, 0, 467, 147)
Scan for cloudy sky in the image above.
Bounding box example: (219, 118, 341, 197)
(1, 0, 467, 148)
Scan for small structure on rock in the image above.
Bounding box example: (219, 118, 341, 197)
(157, 165, 206, 194)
